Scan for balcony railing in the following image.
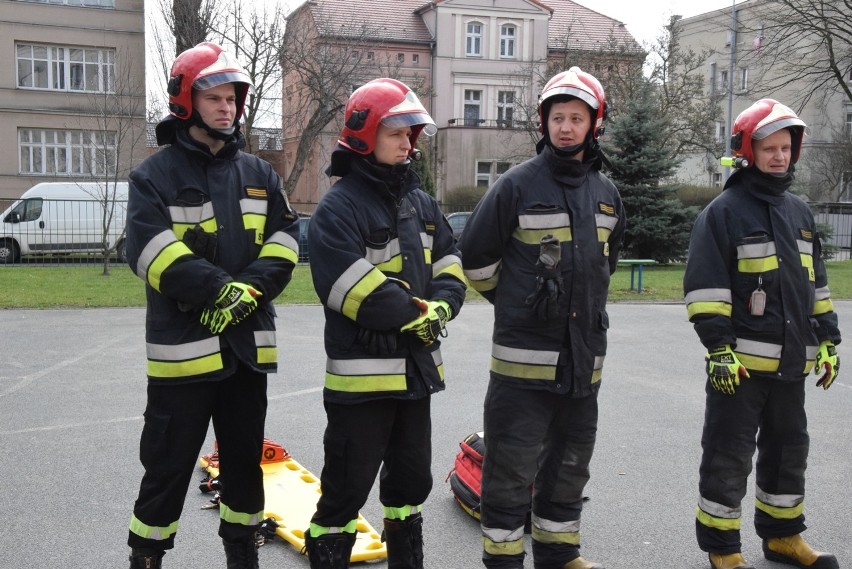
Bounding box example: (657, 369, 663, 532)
(447, 118, 536, 129)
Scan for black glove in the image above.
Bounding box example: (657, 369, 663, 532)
(356, 328, 400, 356)
(524, 234, 563, 320)
(183, 225, 218, 264)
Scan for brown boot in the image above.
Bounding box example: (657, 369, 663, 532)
(563, 557, 605, 569)
(763, 534, 839, 568)
(708, 552, 754, 569)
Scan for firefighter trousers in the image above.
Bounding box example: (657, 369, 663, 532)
(696, 375, 809, 554)
(128, 364, 268, 550)
(311, 396, 432, 531)
(481, 379, 599, 568)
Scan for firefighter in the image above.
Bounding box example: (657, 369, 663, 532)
(125, 42, 300, 569)
(459, 67, 625, 569)
(684, 99, 841, 569)
(303, 78, 467, 569)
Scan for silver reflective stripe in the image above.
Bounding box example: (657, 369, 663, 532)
(464, 259, 501, 281)
(136, 229, 178, 281)
(365, 238, 401, 265)
(756, 486, 803, 508)
(431, 348, 443, 367)
(265, 230, 298, 251)
(735, 338, 783, 359)
(815, 286, 831, 301)
(327, 357, 406, 375)
(797, 239, 813, 255)
(168, 202, 215, 223)
(595, 213, 618, 231)
(737, 241, 776, 259)
(806, 344, 818, 360)
(594, 355, 604, 370)
(481, 524, 525, 543)
(698, 496, 741, 518)
(240, 198, 267, 215)
(433, 254, 462, 277)
(518, 212, 571, 230)
(254, 330, 276, 347)
(531, 514, 580, 533)
(420, 231, 433, 250)
(492, 344, 560, 366)
(146, 336, 220, 361)
(684, 288, 733, 304)
(327, 258, 375, 313)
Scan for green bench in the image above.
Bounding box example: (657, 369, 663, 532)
(617, 259, 656, 293)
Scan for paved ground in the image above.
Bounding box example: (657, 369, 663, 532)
(1, 301, 850, 568)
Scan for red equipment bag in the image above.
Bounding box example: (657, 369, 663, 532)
(447, 432, 485, 519)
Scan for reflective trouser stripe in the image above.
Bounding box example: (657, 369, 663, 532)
(309, 519, 358, 537)
(383, 504, 422, 520)
(697, 496, 741, 531)
(325, 357, 407, 392)
(530, 515, 580, 545)
(482, 525, 525, 556)
(129, 514, 179, 542)
(219, 502, 263, 527)
(755, 487, 804, 520)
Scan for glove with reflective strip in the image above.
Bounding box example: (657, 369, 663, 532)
(524, 234, 563, 320)
(200, 282, 261, 334)
(705, 344, 749, 395)
(355, 328, 400, 356)
(815, 340, 839, 390)
(400, 298, 452, 345)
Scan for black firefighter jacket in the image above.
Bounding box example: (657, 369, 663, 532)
(460, 146, 626, 397)
(126, 126, 300, 384)
(683, 168, 841, 381)
(308, 158, 467, 404)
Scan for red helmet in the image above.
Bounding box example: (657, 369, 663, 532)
(166, 42, 253, 122)
(538, 67, 608, 138)
(731, 99, 806, 165)
(338, 78, 437, 156)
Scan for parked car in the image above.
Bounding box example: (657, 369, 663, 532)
(446, 211, 472, 242)
(298, 215, 311, 262)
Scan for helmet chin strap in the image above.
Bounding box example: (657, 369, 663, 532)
(190, 111, 237, 141)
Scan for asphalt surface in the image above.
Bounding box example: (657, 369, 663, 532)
(1, 301, 850, 568)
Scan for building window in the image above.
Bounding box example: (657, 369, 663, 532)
(19, 0, 115, 5)
(350, 50, 359, 59)
(718, 69, 728, 93)
(709, 62, 717, 96)
(397, 53, 404, 63)
(17, 43, 115, 93)
(412, 54, 419, 64)
(500, 25, 516, 58)
(715, 121, 726, 143)
(497, 91, 514, 127)
(712, 172, 722, 187)
(466, 22, 482, 56)
(739, 67, 749, 91)
(476, 160, 513, 188)
(464, 90, 482, 126)
(846, 104, 852, 135)
(367, 51, 374, 61)
(19, 128, 117, 176)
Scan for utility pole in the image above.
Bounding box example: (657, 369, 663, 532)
(724, 0, 738, 182)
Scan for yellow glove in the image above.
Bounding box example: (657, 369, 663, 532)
(815, 340, 839, 390)
(200, 282, 261, 334)
(401, 298, 452, 345)
(705, 344, 750, 395)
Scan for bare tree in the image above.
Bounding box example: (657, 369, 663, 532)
(800, 126, 852, 201)
(71, 47, 147, 275)
(737, 0, 852, 109)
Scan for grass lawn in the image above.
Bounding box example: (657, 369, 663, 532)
(1, 261, 851, 309)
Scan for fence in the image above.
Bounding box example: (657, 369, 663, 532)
(811, 202, 852, 261)
(0, 198, 127, 265)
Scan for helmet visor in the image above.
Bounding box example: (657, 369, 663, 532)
(194, 70, 254, 93)
(381, 112, 438, 136)
(753, 117, 806, 140)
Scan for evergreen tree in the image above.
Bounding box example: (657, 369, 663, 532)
(604, 79, 698, 262)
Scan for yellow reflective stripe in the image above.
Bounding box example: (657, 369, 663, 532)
(243, 212, 265, 236)
(597, 227, 612, 241)
(530, 525, 580, 545)
(491, 357, 555, 380)
(513, 226, 572, 245)
(342, 269, 386, 320)
(172, 219, 218, 240)
(325, 372, 407, 392)
(259, 242, 297, 263)
(687, 301, 732, 319)
(383, 504, 422, 520)
(483, 536, 525, 556)
(309, 519, 358, 537)
(257, 346, 277, 365)
(219, 502, 263, 527)
(326, 259, 383, 318)
(799, 253, 813, 269)
(738, 256, 778, 273)
(735, 353, 777, 372)
(129, 514, 179, 541)
(376, 255, 404, 274)
(813, 298, 834, 316)
(433, 254, 466, 285)
(424, 248, 432, 264)
(148, 241, 194, 292)
(755, 498, 804, 520)
(696, 507, 741, 531)
(148, 353, 223, 378)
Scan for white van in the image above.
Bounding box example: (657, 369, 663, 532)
(0, 181, 129, 264)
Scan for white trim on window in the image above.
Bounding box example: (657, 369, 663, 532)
(18, 128, 117, 176)
(466, 21, 483, 57)
(500, 24, 516, 58)
(16, 43, 115, 93)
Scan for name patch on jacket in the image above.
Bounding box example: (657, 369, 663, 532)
(598, 202, 616, 216)
(245, 186, 268, 200)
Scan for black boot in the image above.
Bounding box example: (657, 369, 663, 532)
(223, 539, 259, 569)
(303, 531, 356, 569)
(382, 513, 424, 569)
(129, 549, 164, 569)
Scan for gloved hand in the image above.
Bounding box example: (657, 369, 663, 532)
(815, 340, 839, 390)
(524, 234, 563, 320)
(401, 298, 452, 345)
(355, 328, 400, 356)
(200, 282, 261, 334)
(705, 344, 750, 395)
(182, 225, 218, 264)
